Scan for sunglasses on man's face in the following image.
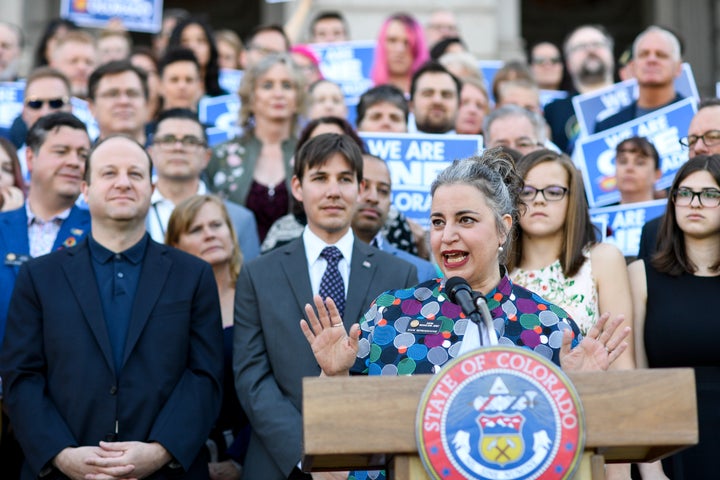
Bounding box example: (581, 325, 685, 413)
(25, 97, 69, 110)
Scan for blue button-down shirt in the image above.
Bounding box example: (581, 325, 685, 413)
(88, 234, 148, 374)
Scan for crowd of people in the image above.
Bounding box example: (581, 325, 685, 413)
(0, 5, 717, 480)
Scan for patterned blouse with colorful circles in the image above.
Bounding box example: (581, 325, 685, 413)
(351, 274, 582, 375)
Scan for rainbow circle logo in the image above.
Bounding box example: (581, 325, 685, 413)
(416, 346, 585, 479)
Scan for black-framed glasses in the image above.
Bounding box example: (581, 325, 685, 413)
(25, 97, 69, 110)
(154, 134, 206, 148)
(679, 130, 720, 149)
(672, 187, 720, 207)
(520, 185, 569, 202)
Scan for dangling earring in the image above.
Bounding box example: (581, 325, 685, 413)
(498, 245, 504, 254)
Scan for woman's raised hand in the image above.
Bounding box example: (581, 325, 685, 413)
(300, 295, 361, 376)
(560, 312, 631, 372)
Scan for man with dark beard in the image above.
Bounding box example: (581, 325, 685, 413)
(409, 61, 461, 134)
(543, 25, 615, 153)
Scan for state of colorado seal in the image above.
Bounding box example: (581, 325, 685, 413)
(416, 346, 585, 479)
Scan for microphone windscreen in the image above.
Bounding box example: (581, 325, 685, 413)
(445, 276, 471, 304)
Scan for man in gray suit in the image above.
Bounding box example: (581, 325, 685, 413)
(147, 108, 260, 260)
(233, 134, 417, 479)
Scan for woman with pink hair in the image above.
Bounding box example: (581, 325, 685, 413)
(371, 13, 429, 94)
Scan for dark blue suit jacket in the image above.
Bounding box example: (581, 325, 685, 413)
(0, 238, 224, 479)
(0, 205, 91, 344)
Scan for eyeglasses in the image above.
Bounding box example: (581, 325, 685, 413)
(531, 57, 562, 66)
(493, 138, 543, 151)
(672, 187, 720, 207)
(97, 89, 143, 100)
(567, 40, 609, 54)
(679, 130, 720, 149)
(154, 134, 206, 148)
(25, 97, 69, 110)
(520, 185, 569, 202)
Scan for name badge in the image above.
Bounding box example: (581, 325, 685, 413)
(405, 318, 443, 335)
(4, 253, 30, 267)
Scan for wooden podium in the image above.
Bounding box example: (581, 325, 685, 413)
(302, 369, 697, 479)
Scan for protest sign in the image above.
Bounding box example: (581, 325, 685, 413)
(477, 60, 503, 104)
(590, 199, 666, 257)
(0, 81, 24, 133)
(198, 94, 241, 145)
(360, 132, 483, 227)
(205, 127, 235, 147)
(60, 0, 163, 33)
(311, 40, 375, 126)
(574, 97, 695, 207)
(573, 63, 698, 137)
(218, 69, 243, 95)
(540, 89, 568, 108)
(70, 97, 100, 141)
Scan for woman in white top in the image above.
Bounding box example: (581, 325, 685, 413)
(507, 149, 635, 370)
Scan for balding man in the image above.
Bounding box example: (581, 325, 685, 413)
(484, 104, 548, 156)
(1, 134, 223, 480)
(595, 26, 683, 133)
(425, 9, 459, 47)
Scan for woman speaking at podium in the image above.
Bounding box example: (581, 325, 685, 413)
(300, 148, 630, 377)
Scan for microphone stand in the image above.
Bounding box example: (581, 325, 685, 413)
(472, 292, 499, 345)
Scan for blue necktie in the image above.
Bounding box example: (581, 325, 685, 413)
(319, 246, 345, 318)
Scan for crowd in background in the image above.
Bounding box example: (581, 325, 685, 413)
(0, 4, 718, 480)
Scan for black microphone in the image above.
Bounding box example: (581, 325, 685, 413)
(445, 277, 483, 326)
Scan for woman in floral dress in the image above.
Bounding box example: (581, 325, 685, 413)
(507, 149, 635, 369)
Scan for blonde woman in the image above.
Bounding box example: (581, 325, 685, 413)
(206, 53, 305, 241)
(167, 195, 248, 480)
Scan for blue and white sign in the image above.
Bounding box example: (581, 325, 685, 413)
(0, 81, 25, 131)
(360, 132, 483, 227)
(592, 217, 607, 243)
(198, 94, 241, 146)
(540, 89, 568, 108)
(205, 127, 236, 148)
(574, 97, 696, 207)
(311, 40, 376, 127)
(573, 63, 698, 137)
(70, 97, 100, 140)
(478, 60, 503, 105)
(219, 69, 243, 95)
(590, 199, 667, 256)
(60, 0, 163, 33)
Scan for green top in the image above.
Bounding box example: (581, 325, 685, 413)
(205, 133, 297, 206)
